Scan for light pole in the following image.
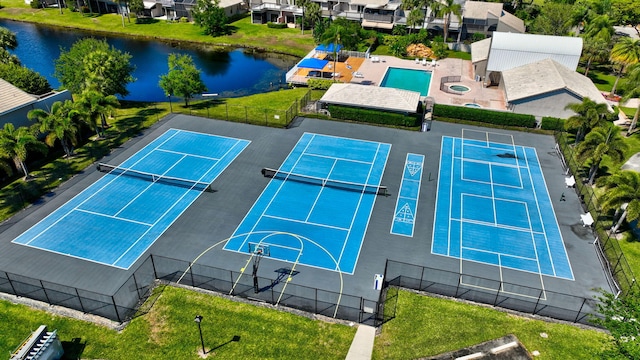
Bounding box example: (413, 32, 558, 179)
(194, 315, 205, 354)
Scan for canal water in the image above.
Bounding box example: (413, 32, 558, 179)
(1, 19, 296, 102)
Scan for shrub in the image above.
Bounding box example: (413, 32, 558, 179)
(267, 22, 287, 29)
(306, 78, 336, 90)
(434, 104, 536, 128)
(328, 105, 419, 127)
(541, 116, 565, 131)
(180, 17, 189, 23)
(30, 0, 41, 8)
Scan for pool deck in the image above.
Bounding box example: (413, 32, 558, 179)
(350, 55, 507, 110)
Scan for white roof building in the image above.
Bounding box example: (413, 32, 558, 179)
(320, 84, 421, 113)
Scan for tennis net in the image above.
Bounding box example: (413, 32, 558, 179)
(261, 168, 387, 195)
(97, 163, 213, 192)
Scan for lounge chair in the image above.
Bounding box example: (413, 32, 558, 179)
(431, 59, 436, 67)
(371, 56, 380, 63)
(353, 72, 364, 78)
(421, 59, 427, 66)
(415, 58, 420, 64)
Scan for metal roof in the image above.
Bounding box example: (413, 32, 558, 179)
(320, 84, 421, 113)
(486, 33, 583, 72)
(502, 58, 610, 110)
(0, 79, 37, 116)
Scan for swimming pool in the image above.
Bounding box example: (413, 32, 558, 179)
(380, 67, 432, 96)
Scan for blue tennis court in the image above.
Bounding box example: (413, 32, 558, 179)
(224, 133, 391, 274)
(432, 134, 573, 280)
(12, 129, 250, 269)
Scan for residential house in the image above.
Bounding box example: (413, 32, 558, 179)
(500, 58, 611, 118)
(461, 1, 524, 39)
(158, 0, 247, 20)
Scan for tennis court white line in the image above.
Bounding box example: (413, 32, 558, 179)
(157, 148, 220, 161)
(454, 156, 522, 168)
(263, 214, 350, 232)
(458, 177, 524, 189)
(304, 152, 373, 165)
(461, 245, 538, 261)
(336, 142, 382, 267)
(460, 192, 529, 206)
(489, 159, 497, 227)
(75, 208, 154, 227)
(111, 141, 244, 266)
(17, 130, 182, 246)
(114, 154, 187, 218)
(454, 218, 532, 232)
(305, 159, 337, 222)
(522, 196, 548, 298)
(237, 134, 318, 252)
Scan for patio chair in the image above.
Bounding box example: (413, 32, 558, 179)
(431, 59, 436, 67)
(421, 59, 427, 66)
(415, 58, 420, 64)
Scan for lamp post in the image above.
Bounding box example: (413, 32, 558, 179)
(194, 315, 205, 354)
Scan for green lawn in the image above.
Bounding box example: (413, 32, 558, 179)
(0, 0, 315, 57)
(0, 286, 356, 360)
(373, 290, 608, 360)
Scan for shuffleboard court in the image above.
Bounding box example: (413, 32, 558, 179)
(224, 132, 391, 274)
(12, 129, 250, 269)
(432, 132, 573, 280)
(391, 153, 424, 237)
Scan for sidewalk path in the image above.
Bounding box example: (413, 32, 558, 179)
(345, 325, 376, 360)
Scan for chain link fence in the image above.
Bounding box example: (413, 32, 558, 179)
(172, 90, 311, 129)
(554, 131, 638, 296)
(381, 260, 601, 326)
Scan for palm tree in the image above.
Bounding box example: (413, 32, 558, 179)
(76, 90, 120, 138)
(435, 0, 462, 42)
(564, 97, 611, 143)
(0, 26, 17, 51)
(576, 125, 628, 185)
(598, 171, 640, 235)
(320, 23, 347, 80)
(609, 37, 640, 95)
(407, 9, 425, 35)
(297, 0, 310, 35)
(28, 100, 82, 158)
(401, 0, 419, 34)
(581, 37, 610, 77)
(620, 64, 640, 136)
(0, 123, 48, 179)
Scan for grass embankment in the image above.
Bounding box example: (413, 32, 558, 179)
(373, 290, 608, 360)
(0, 286, 356, 360)
(0, 88, 310, 222)
(0, 0, 314, 57)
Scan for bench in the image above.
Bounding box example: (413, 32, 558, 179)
(580, 212, 594, 227)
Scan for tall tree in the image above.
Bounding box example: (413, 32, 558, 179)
(305, 1, 322, 31)
(611, 0, 640, 37)
(297, 0, 310, 35)
(55, 38, 135, 97)
(76, 90, 120, 137)
(0, 26, 19, 65)
(576, 125, 628, 185)
(401, 0, 419, 34)
(531, 2, 573, 35)
(407, 9, 424, 35)
(434, 0, 461, 42)
(129, 0, 144, 20)
(564, 97, 611, 142)
(320, 21, 349, 79)
(159, 54, 207, 107)
(609, 37, 640, 95)
(191, 0, 228, 36)
(597, 170, 640, 235)
(619, 64, 640, 136)
(581, 36, 611, 77)
(0, 123, 48, 178)
(0, 26, 17, 51)
(28, 100, 82, 158)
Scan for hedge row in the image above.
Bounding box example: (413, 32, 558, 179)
(433, 104, 536, 128)
(307, 79, 337, 90)
(267, 22, 287, 29)
(328, 105, 419, 127)
(540, 116, 566, 131)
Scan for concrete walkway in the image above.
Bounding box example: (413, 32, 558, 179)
(345, 325, 376, 359)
